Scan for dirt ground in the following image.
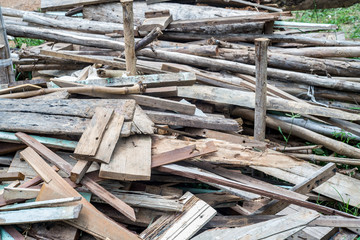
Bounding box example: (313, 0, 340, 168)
(0, 0, 41, 11)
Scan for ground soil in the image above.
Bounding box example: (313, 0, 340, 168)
(0, 0, 41, 11)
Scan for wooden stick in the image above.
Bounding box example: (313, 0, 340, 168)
(227, 0, 282, 12)
(0, 83, 144, 99)
(288, 153, 360, 166)
(121, 0, 136, 75)
(135, 27, 162, 52)
(254, 38, 269, 141)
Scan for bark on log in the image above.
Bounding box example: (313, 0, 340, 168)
(218, 48, 360, 77)
(272, 46, 360, 58)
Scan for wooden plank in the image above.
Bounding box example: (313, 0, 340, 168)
(257, 163, 337, 215)
(193, 212, 319, 240)
(3, 187, 40, 201)
(131, 105, 154, 135)
(19, 222, 78, 240)
(158, 163, 358, 218)
(15, 133, 137, 222)
(70, 160, 93, 184)
(91, 190, 184, 212)
(140, 192, 216, 240)
(99, 135, 152, 181)
(138, 15, 173, 32)
(2, 226, 24, 240)
(74, 107, 113, 157)
(0, 99, 135, 120)
(75, 72, 196, 88)
(19, 147, 140, 240)
(177, 85, 360, 121)
(152, 141, 217, 168)
(0, 205, 82, 225)
(0, 172, 24, 181)
(254, 38, 269, 141)
(0, 197, 81, 211)
(145, 110, 239, 131)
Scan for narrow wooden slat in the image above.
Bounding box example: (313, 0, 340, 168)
(74, 107, 114, 157)
(0, 205, 83, 225)
(0, 197, 81, 211)
(0, 172, 24, 181)
(20, 147, 139, 240)
(15, 132, 136, 222)
(3, 187, 40, 201)
(70, 160, 93, 184)
(152, 141, 217, 168)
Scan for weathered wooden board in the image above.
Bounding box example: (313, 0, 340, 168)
(130, 106, 154, 135)
(89, 112, 125, 163)
(99, 135, 152, 181)
(41, 0, 117, 10)
(20, 147, 140, 240)
(140, 192, 217, 240)
(74, 107, 114, 157)
(0, 205, 82, 225)
(193, 211, 319, 240)
(75, 72, 195, 88)
(146, 110, 239, 131)
(3, 187, 40, 201)
(0, 172, 24, 181)
(253, 162, 360, 208)
(177, 85, 360, 121)
(70, 160, 93, 184)
(0, 84, 41, 95)
(91, 190, 184, 212)
(0, 99, 135, 120)
(0, 197, 81, 211)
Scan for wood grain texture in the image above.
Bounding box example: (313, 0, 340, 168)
(20, 147, 139, 240)
(74, 107, 113, 157)
(100, 135, 152, 181)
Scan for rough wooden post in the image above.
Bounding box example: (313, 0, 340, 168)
(121, 0, 136, 75)
(254, 38, 270, 141)
(0, 6, 14, 85)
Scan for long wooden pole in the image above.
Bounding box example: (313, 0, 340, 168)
(121, 0, 136, 75)
(254, 38, 269, 141)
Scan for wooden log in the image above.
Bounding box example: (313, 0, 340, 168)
(219, 48, 360, 77)
(177, 85, 360, 121)
(138, 49, 360, 92)
(17, 64, 86, 71)
(16, 133, 137, 222)
(273, 46, 360, 58)
(135, 27, 162, 52)
(145, 110, 239, 131)
(121, 0, 136, 75)
(234, 108, 360, 159)
(0, 205, 83, 225)
(20, 147, 139, 240)
(158, 45, 219, 57)
(0, 83, 144, 99)
(22, 12, 129, 35)
(254, 38, 269, 141)
(99, 135, 152, 181)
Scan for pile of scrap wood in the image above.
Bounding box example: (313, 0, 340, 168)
(0, 0, 359, 239)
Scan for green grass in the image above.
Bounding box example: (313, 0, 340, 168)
(13, 38, 45, 48)
(292, 3, 360, 39)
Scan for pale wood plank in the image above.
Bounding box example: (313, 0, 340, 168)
(0, 197, 81, 211)
(74, 107, 113, 157)
(0, 205, 82, 225)
(70, 160, 93, 184)
(140, 192, 216, 240)
(100, 135, 152, 181)
(20, 147, 140, 240)
(3, 187, 40, 201)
